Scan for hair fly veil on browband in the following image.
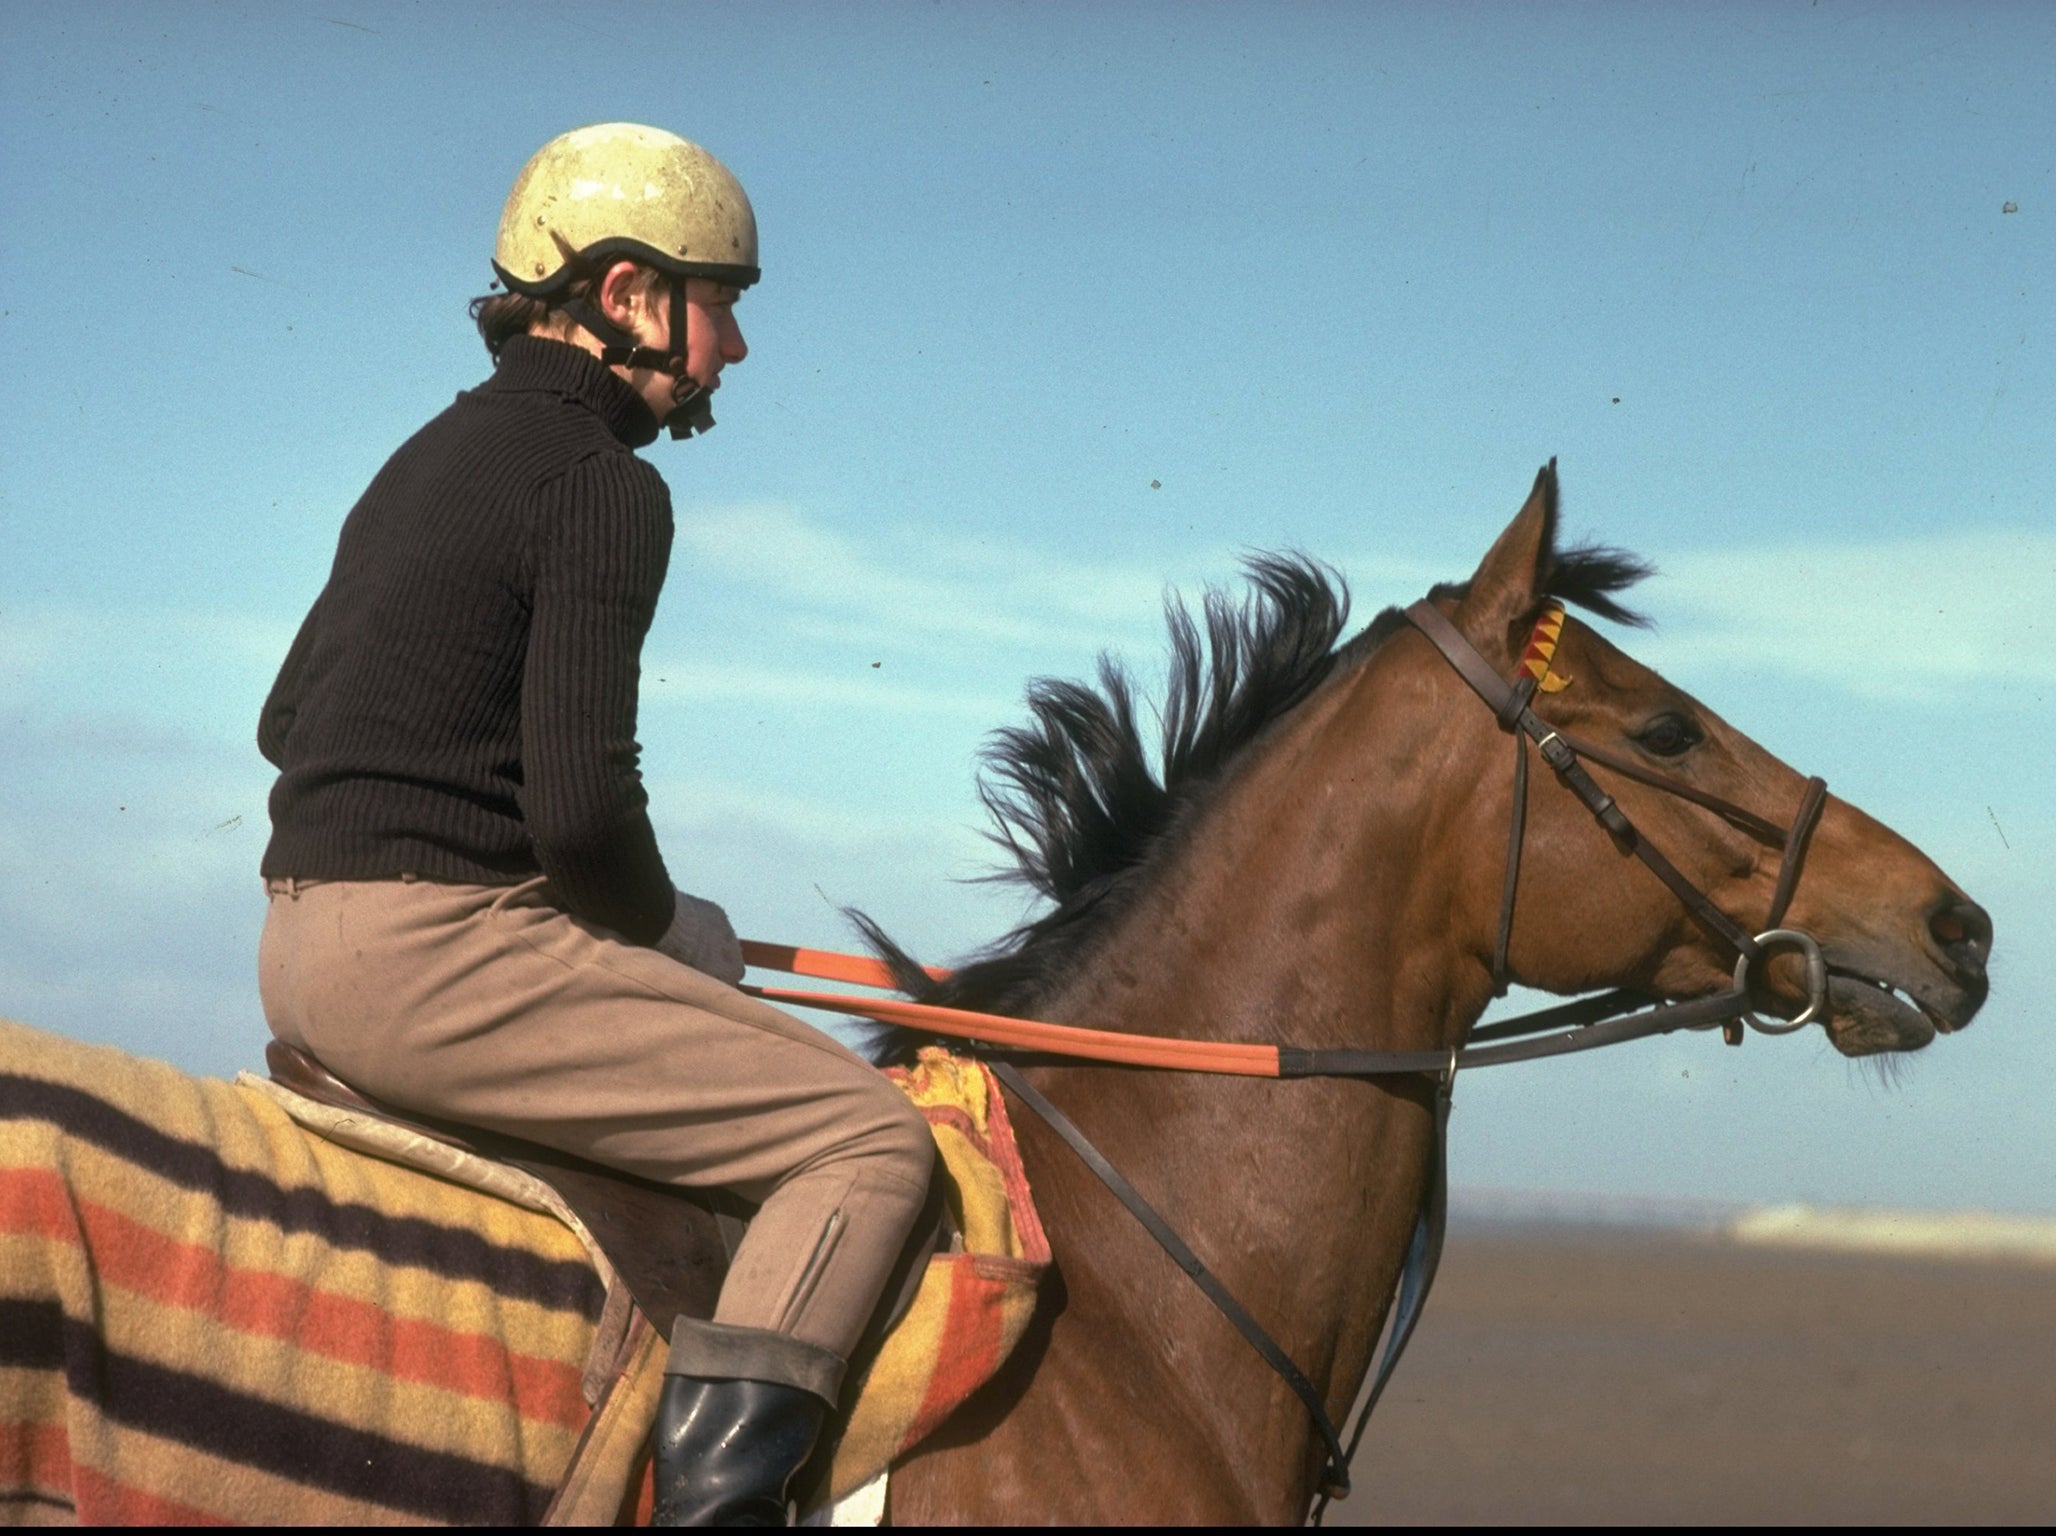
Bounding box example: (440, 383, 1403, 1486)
(1518, 603, 1573, 693)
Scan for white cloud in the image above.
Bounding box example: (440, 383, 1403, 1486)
(677, 501, 1238, 654)
(643, 658, 1009, 721)
(1637, 527, 2053, 702)
(663, 503, 1477, 729)
(0, 605, 295, 722)
(0, 607, 296, 673)
(649, 776, 971, 856)
(644, 776, 1034, 968)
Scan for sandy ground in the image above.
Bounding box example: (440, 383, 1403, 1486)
(1323, 1224, 2056, 1525)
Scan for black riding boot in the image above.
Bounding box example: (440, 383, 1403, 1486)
(651, 1321, 842, 1528)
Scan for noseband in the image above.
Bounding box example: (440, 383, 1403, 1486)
(1406, 599, 1831, 1043)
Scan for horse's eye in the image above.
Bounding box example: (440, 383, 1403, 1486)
(1635, 712, 1702, 758)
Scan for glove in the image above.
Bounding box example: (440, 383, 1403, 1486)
(654, 889, 746, 985)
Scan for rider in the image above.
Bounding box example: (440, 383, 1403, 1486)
(254, 123, 935, 1526)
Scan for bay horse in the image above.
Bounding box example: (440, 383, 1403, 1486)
(875, 463, 1990, 1523)
(0, 464, 1989, 1524)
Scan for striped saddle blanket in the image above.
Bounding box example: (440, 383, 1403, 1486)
(0, 1021, 1048, 1524)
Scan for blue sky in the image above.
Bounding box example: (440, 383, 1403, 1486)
(2, 1, 2050, 1215)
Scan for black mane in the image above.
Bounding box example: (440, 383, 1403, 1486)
(857, 537, 1651, 1017)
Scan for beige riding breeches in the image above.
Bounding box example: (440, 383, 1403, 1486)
(256, 875, 934, 1363)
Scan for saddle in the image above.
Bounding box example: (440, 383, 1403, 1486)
(254, 1042, 1017, 1523)
(263, 1043, 939, 1351)
(265, 1041, 737, 1338)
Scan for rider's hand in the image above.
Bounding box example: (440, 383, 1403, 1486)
(654, 889, 746, 985)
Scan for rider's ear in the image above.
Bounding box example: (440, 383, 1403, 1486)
(597, 260, 649, 330)
(1455, 459, 1558, 663)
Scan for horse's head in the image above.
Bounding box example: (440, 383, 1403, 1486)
(1420, 462, 1990, 1056)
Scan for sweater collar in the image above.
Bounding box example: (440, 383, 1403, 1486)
(483, 335, 662, 448)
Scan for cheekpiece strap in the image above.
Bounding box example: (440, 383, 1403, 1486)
(1406, 600, 1765, 964)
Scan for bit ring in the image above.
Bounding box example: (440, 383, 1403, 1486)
(1732, 928, 1829, 1034)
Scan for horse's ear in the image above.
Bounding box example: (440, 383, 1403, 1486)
(1454, 459, 1558, 661)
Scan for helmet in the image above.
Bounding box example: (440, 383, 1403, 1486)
(491, 123, 759, 439)
(492, 122, 759, 295)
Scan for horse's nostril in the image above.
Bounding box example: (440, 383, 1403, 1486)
(1928, 896, 1993, 978)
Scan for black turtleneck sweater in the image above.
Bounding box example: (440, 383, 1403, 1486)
(259, 335, 677, 943)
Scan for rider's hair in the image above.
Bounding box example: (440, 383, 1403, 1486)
(468, 259, 666, 361)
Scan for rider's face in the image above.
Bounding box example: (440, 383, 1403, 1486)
(679, 278, 747, 393)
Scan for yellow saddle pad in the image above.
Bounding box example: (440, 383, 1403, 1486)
(830, 1048, 1050, 1499)
(552, 1047, 1052, 1522)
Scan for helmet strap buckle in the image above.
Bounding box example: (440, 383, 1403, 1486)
(666, 382, 715, 439)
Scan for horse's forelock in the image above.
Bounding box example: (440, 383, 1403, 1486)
(1423, 539, 1655, 629)
(1548, 543, 1656, 627)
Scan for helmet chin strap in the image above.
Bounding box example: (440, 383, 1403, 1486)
(560, 274, 716, 439)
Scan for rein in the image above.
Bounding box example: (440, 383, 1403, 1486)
(736, 598, 1835, 1520)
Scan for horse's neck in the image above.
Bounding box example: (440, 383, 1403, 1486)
(1040, 659, 1488, 1049)
(932, 664, 1490, 1520)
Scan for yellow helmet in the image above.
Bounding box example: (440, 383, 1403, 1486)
(490, 123, 758, 438)
(492, 122, 759, 296)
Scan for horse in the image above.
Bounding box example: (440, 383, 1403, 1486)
(0, 464, 1989, 1524)
(875, 463, 1990, 1523)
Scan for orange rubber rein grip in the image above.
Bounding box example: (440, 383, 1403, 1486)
(737, 939, 1285, 1078)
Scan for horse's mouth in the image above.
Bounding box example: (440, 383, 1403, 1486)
(1821, 967, 1956, 1056)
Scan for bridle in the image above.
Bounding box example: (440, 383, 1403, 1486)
(1407, 598, 1832, 1045)
(738, 596, 1837, 1520)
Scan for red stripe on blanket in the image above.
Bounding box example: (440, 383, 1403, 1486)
(904, 1263, 1005, 1451)
(0, 1422, 72, 1504)
(0, 1169, 587, 1428)
(72, 1460, 231, 1526)
(0, 1166, 80, 1241)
